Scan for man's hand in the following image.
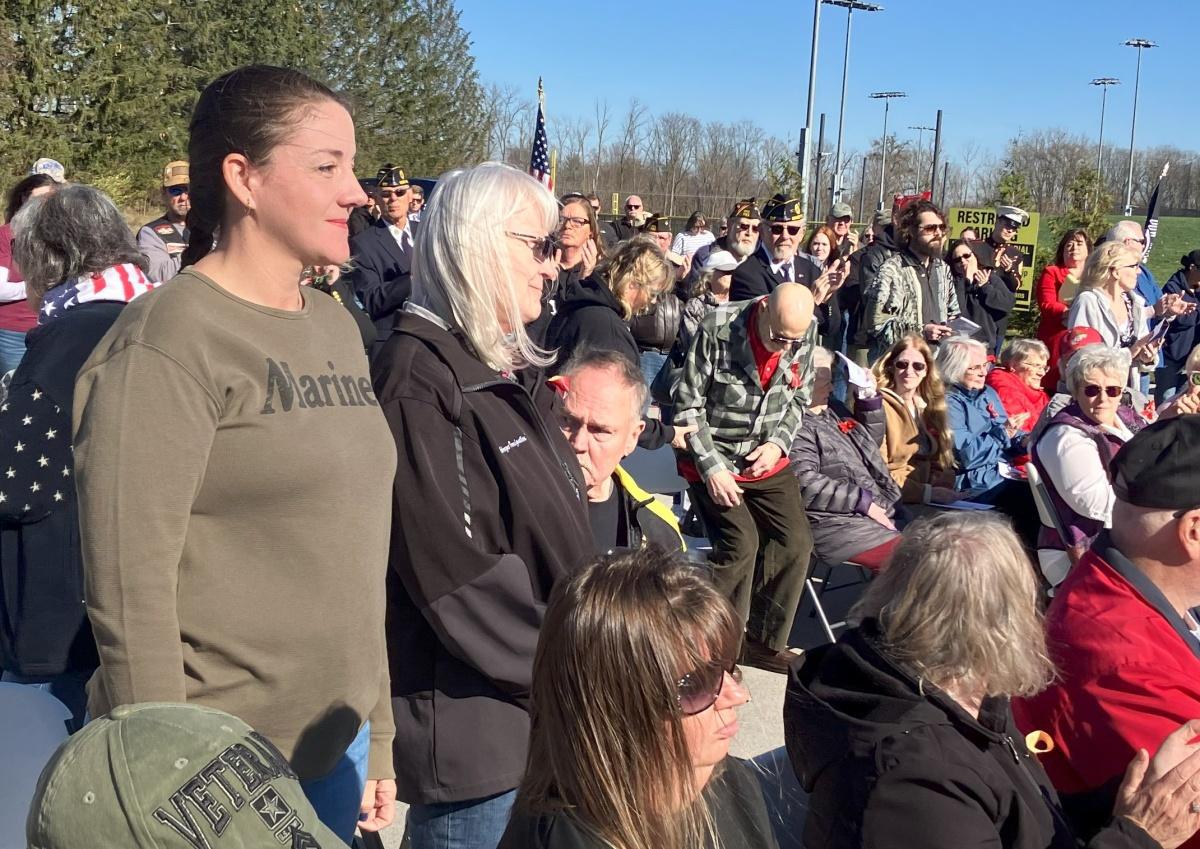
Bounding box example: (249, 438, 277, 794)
(579, 239, 597, 277)
(706, 469, 744, 508)
(812, 259, 849, 305)
(1170, 390, 1200, 418)
(866, 501, 896, 530)
(670, 422, 698, 450)
(744, 442, 783, 478)
(922, 322, 953, 342)
(845, 231, 859, 252)
(997, 251, 1017, 273)
(358, 778, 397, 833)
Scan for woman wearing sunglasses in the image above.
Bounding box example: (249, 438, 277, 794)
(786, 511, 1200, 849)
(501, 547, 776, 849)
(860, 334, 958, 506)
(1031, 345, 1145, 586)
(371, 162, 593, 847)
(946, 239, 1015, 355)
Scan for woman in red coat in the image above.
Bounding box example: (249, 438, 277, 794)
(1037, 228, 1091, 390)
(986, 338, 1050, 467)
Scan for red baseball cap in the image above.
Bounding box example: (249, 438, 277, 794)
(1058, 327, 1105, 362)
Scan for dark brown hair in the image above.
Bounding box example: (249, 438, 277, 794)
(181, 65, 349, 268)
(5, 174, 58, 223)
(896, 199, 946, 247)
(1053, 228, 1093, 267)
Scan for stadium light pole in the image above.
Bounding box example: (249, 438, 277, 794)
(908, 125, 936, 191)
(1090, 78, 1120, 176)
(799, 1, 822, 220)
(870, 92, 906, 210)
(1122, 39, 1155, 216)
(826, 0, 883, 209)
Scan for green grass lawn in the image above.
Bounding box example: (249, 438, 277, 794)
(1034, 215, 1200, 286)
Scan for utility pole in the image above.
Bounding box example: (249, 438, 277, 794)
(908, 124, 936, 191)
(826, 0, 883, 208)
(870, 91, 906, 210)
(1090, 77, 1120, 175)
(1122, 39, 1155, 216)
(799, 0, 822, 220)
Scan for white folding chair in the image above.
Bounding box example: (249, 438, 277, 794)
(1026, 463, 1069, 545)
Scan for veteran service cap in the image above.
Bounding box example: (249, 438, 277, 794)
(26, 703, 341, 849)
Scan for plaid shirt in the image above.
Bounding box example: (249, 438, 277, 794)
(673, 298, 816, 481)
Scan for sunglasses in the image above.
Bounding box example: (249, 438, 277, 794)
(1000, 218, 1021, 229)
(506, 231, 558, 263)
(678, 659, 742, 716)
(769, 327, 806, 349)
(770, 224, 803, 237)
(919, 223, 948, 234)
(736, 222, 760, 233)
(894, 360, 927, 372)
(166, 185, 189, 197)
(380, 190, 409, 200)
(1083, 384, 1122, 398)
(626, 203, 642, 210)
(951, 252, 973, 263)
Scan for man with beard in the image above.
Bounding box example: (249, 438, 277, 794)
(136, 161, 190, 283)
(689, 198, 760, 288)
(731, 194, 848, 342)
(611, 194, 647, 241)
(863, 199, 960, 361)
(347, 164, 415, 352)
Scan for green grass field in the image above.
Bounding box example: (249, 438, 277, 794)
(1034, 215, 1200, 286)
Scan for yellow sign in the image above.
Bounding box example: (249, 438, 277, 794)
(948, 207, 1041, 311)
(611, 192, 619, 218)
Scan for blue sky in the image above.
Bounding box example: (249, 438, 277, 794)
(458, 0, 1193, 160)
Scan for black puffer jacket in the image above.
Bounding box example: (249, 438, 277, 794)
(787, 398, 901, 565)
(784, 620, 1160, 849)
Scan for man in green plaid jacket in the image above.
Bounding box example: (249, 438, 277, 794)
(673, 283, 817, 672)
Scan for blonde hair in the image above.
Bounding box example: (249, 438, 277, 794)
(872, 333, 955, 471)
(410, 162, 557, 371)
(1079, 241, 1137, 292)
(517, 548, 742, 849)
(852, 512, 1054, 698)
(593, 235, 672, 319)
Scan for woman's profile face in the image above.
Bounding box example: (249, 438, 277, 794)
(247, 100, 367, 267)
(505, 204, 558, 327)
(680, 658, 750, 779)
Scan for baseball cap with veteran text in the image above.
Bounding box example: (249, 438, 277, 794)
(26, 702, 341, 849)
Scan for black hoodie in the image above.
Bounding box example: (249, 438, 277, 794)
(546, 273, 675, 449)
(783, 620, 1158, 849)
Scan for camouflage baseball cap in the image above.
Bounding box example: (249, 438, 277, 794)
(26, 703, 341, 849)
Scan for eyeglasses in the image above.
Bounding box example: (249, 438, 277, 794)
(736, 222, 760, 234)
(951, 253, 974, 264)
(506, 231, 558, 262)
(769, 224, 803, 237)
(1083, 384, 1123, 398)
(1125, 237, 1147, 246)
(166, 185, 189, 197)
(893, 360, 927, 372)
(769, 327, 806, 349)
(965, 363, 989, 374)
(919, 223, 948, 234)
(559, 215, 590, 228)
(1119, 263, 1141, 270)
(677, 659, 743, 716)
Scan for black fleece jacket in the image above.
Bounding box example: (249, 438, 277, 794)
(784, 620, 1159, 849)
(546, 274, 675, 449)
(372, 309, 593, 804)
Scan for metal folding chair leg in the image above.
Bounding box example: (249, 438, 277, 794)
(805, 576, 838, 645)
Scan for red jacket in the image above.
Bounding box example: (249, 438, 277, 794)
(1014, 539, 1200, 849)
(985, 366, 1047, 466)
(1036, 265, 1076, 392)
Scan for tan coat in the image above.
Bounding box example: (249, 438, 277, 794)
(857, 388, 951, 504)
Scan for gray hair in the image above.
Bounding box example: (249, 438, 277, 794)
(559, 348, 647, 422)
(934, 336, 987, 387)
(999, 338, 1049, 369)
(1105, 219, 1143, 243)
(811, 346, 834, 368)
(1065, 345, 1131, 395)
(11, 185, 147, 307)
(410, 162, 557, 372)
(852, 511, 1053, 698)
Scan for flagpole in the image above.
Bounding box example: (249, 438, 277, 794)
(550, 149, 557, 191)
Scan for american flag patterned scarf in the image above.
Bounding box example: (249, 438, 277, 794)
(38, 263, 157, 325)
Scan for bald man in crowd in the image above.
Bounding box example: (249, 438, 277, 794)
(673, 283, 818, 673)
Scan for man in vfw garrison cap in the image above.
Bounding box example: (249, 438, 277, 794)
(731, 193, 847, 341)
(688, 198, 760, 289)
(346, 164, 415, 353)
(136, 160, 191, 283)
(1014, 415, 1200, 843)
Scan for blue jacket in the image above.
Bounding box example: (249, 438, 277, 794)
(1137, 264, 1164, 368)
(946, 385, 1024, 492)
(1161, 269, 1199, 365)
(346, 218, 413, 349)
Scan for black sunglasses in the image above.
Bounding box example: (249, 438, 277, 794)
(1083, 384, 1122, 398)
(678, 658, 742, 716)
(166, 185, 189, 197)
(736, 222, 760, 233)
(894, 360, 927, 372)
(770, 224, 803, 236)
(951, 252, 974, 263)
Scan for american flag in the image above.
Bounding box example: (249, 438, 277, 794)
(529, 97, 552, 190)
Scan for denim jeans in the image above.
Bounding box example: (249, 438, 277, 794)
(1, 669, 91, 734)
(0, 328, 26, 376)
(406, 789, 517, 849)
(299, 721, 370, 845)
(1155, 362, 1186, 404)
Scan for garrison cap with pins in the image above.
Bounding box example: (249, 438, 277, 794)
(729, 197, 760, 220)
(640, 214, 668, 233)
(761, 194, 804, 223)
(376, 164, 409, 189)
